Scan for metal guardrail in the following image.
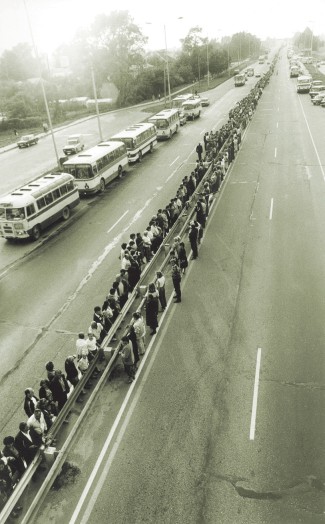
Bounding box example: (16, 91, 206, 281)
(1, 109, 250, 522)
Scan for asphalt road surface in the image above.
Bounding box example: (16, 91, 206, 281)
(32, 51, 325, 523)
(0, 58, 266, 441)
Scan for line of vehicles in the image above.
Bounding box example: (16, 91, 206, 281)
(1, 92, 211, 241)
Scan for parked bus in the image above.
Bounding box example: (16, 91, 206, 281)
(0, 172, 79, 241)
(182, 97, 201, 120)
(148, 108, 180, 139)
(172, 93, 193, 109)
(110, 122, 157, 163)
(234, 73, 246, 86)
(63, 141, 128, 195)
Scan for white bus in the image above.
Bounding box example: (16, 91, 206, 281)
(63, 141, 128, 195)
(110, 122, 157, 163)
(0, 172, 79, 241)
(181, 98, 201, 120)
(172, 93, 193, 109)
(234, 73, 246, 86)
(148, 108, 180, 140)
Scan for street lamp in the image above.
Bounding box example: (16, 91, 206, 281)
(146, 17, 183, 108)
(23, 0, 60, 167)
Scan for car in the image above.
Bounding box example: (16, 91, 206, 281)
(255, 72, 261, 77)
(178, 110, 187, 126)
(63, 134, 84, 155)
(200, 97, 210, 107)
(311, 80, 323, 88)
(311, 93, 325, 105)
(309, 85, 325, 99)
(17, 134, 39, 148)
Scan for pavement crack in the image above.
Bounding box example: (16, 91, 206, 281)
(264, 378, 325, 391)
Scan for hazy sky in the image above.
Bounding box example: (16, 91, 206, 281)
(0, 0, 324, 55)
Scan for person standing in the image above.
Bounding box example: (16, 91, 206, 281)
(23, 388, 39, 418)
(178, 242, 188, 274)
(14, 422, 38, 466)
(172, 264, 182, 303)
(156, 271, 167, 310)
(145, 293, 159, 335)
(131, 312, 146, 356)
(49, 370, 70, 412)
(189, 223, 199, 259)
(118, 337, 135, 384)
(196, 142, 203, 161)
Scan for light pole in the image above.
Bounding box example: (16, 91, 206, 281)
(146, 17, 183, 108)
(163, 24, 172, 107)
(206, 39, 210, 88)
(90, 60, 103, 142)
(23, 0, 60, 166)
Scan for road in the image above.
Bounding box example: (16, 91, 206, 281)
(0, 62, 267, 444)
(32, 51, 325, 523)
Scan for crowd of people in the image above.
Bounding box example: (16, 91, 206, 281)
(0, 57, 277, 516)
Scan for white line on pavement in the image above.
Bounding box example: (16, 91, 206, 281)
(106, 210, 129, 234)
(297, 96, 325, 182)
(274, 147, 277, 158)
(269, 198, 274, 220)
(170, 156, 179, 167)
(276, 122, 279, 128)
(249, 347, 262, 441)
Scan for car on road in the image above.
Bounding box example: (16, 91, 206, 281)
(63, 134, 85, 155)
(200, 96, 210, 107)
(17, 134, 39, 148)
(309, 85, 325, 99)
(255, 72, 261, 77)
(311, 93, 325, 105)
(178, 110, 187, 126)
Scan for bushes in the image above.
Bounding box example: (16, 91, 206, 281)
(0, 116, 42, 132)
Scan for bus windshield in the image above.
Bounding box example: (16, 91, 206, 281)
(0, 207, 25, 220)
(65, 165, 94, 179)
(155, 120, 168, 129)
(118, 138, 134, 149)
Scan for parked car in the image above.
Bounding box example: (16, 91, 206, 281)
(255, 72, 261, 77)
(309, 85, 325, 99)
(311, 93, 325, 105)
(17, 134, 39, 148)
(178, 110, 187, 126)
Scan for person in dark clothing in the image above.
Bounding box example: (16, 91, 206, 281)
(189, 223, 199, 259)
(50, 370, 70, 412)
(172, 265, 182, 303)
(14, 422, 38, 466)
(196, 142, 203, 161)
(127, 325, 140, 370)
(2, 436, 26, 478)
(128, 260, 141, 292)
(178, 242, 188, 274)
(145, 294, 159, 335)
(65, 356, 80, 387)
(23, 388, 39, 418)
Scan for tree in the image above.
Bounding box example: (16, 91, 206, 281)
(0, 43, 39, 81)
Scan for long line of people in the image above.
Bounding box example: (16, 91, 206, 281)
(0, 58, 278, 515)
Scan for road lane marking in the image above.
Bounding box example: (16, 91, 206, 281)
(69, 272, 191, 523)
(249, 347, 262, 441)
(297, 96, 325, 182)
(106, 210, 129, 234)
(276, 122, 279, 128)
(269, 198, 274, 220)
(274, 147, 277, 158)
(170, 156, 179, 167)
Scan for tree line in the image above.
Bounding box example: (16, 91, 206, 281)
(0, 10, 266, 128)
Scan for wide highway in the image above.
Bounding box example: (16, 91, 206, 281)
(31, 50, 325, 523)
(0, 59, 269, 442)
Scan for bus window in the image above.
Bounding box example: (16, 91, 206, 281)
(45, 193, 53, 206)
(26, 204, 36, 217)
(37, 197, 46, 210)
(52, 188, 61, 200)
(74, 165, 93, 179)
(0, 208, 5, 219)
(60, 184, 68, 196)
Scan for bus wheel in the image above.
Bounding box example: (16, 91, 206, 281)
(62, 206, 70, 220)
(138, 151, 142, 162)
(149, 143, 153, 153)
(118, 165, 123, 178)
(31, 225, 41, 241)
(99, 178, 105, 192)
